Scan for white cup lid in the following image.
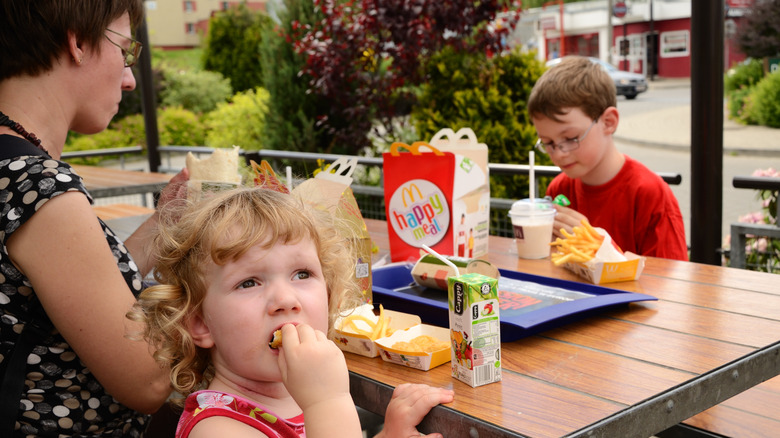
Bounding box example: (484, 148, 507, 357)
(508, 198, 555, 217)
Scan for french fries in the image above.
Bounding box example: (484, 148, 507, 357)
(549, 219, 604, 266)
(392, 335, 449, 353)
(340, 304, 393, 340)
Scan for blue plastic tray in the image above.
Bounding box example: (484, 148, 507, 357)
(371, 263, 656, 342)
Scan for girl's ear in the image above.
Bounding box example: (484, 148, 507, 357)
(602, 106, 619, 135)
(187, 311, 215, 349)
(67, 31, 84, 65)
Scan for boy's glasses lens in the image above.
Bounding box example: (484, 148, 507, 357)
(534, 119, 598, 154)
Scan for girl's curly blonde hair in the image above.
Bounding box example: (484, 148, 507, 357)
(127, 187, 362, 405)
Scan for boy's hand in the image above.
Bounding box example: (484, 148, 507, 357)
(276, 324, 351, 411)
(375, 383, 454, 438)
(552, 204, 589, 240)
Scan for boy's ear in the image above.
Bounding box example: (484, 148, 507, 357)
(602, 107, 619, 135)
(187, 311, 215, 349)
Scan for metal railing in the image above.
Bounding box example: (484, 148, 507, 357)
(62, 146, 684, 239)
(727, 176, 780, 273)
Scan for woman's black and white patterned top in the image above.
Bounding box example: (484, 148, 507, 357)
(0, 150, 148, 436)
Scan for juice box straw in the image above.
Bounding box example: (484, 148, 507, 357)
(421, 244, 460, 277)
(529, 150, 535, 205)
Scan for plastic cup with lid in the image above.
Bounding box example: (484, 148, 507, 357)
(507, 198, 556, 259)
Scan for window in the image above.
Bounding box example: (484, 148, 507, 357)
(185, 23, 196, 34)
(660, 30, 689, 58)
(184, 1, 195, 12)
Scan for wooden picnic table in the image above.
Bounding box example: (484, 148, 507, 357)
(356, 219, 780, 438)
(71, 164, 172, 199)
(102, 213, 780, 438)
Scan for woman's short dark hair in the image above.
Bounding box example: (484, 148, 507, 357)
(0, 0, 144, 80)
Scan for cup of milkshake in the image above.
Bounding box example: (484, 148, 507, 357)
(508, 198, 556, 259)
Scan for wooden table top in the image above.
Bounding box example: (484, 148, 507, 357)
(354, 219, 780, 438)
(71, 164, 172, 198)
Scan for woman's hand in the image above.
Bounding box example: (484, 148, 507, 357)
(375, 383, 455, 438)
(552, 204, 589, 240)
(157, 167, 189, 211)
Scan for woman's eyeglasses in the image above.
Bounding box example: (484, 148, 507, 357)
(535, 119, 598, 154)
(105, 29, 143, 68)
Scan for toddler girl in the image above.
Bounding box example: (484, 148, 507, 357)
(128, 187, 453, 438)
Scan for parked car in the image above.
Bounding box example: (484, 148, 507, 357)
(546, 56, 648, 100)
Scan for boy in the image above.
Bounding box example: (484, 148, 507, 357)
(527, 56, 688, 260)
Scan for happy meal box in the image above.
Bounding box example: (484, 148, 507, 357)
(447, 272, 501, 387)
(382, 128, 490, 262)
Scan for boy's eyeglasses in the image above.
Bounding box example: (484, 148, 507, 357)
(105, 29, 143, 68)
(535, 119, 598, 154)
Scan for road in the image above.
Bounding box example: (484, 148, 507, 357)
(613, 84, 768, 250)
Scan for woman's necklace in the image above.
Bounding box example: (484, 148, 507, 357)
(0, 110, 50, 156)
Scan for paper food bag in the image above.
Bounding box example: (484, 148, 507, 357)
(292, 157, 373, 303)
(186, 146, 242, 201)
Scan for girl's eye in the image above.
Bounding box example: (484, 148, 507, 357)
(238, 279, 259, 289)
(295, 270, 311, 280)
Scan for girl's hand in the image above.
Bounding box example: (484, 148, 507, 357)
(552, 204, 589, 240)
(276, 324, 352, 412)
(375, 383, 454, 438)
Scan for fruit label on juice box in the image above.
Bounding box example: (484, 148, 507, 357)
(448, 272, 502, 387)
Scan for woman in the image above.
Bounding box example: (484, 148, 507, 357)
(0, 1, 188, 435)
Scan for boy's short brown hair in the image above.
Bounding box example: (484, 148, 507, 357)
(528, 56, 617, 122)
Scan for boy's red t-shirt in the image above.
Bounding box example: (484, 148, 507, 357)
(546, 155, 688, 261)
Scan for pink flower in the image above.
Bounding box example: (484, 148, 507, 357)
(752, 168, 779, 178)
(739, 211, 765, 224)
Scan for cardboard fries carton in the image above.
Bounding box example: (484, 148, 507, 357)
(562, 253, 645, 284)
(448, 272, 502, 387)
(556, 227, 646, 284)
(374, 324, 451, 371)
(332, 304, 421, 358)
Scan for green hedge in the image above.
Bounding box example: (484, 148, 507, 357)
(748, 71, 780, 128)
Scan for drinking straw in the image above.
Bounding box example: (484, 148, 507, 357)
(529, 150, 535, 204)
(286, 166, 293, 191)
(421, 244, 460, 277)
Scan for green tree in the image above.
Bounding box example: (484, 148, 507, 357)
(737, 0, 780, 59)
(412, 47, 548, 199)
(160, 68, 232, 114)
(260, 0, 330, 152)
(291, 0, 521, 153)
(202, 3, 274, 92)
(205, 87, 270, 149)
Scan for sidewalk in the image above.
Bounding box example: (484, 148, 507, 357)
(615, 78, 780, 157)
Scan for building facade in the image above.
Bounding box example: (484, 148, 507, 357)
(515, 0, 754, 78)
(143, 0, 267, 50)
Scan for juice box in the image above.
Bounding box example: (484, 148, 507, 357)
(447, 272, 501, 387)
